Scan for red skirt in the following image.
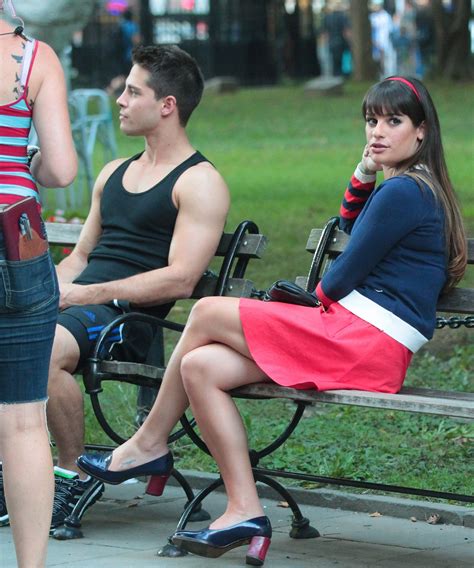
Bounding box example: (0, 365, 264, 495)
(239, 298, 412, 393)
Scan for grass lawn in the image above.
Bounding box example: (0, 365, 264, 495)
(68, 79, 474, 502)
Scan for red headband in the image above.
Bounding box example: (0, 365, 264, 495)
(386, 77, 421, 102)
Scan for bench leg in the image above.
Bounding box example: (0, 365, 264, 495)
(170, 469, 211, 523)
(50, 470, 211, 543)
(253, 472, 320, 539)
(159, 471, 319, 559)
(51, 479, 105, 540)
(157, 476, 222, 557)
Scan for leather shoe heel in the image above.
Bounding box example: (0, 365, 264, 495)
(171, 516, 272, 565)
(146, 474, 169, 496)
(76, 451, 173, 486)
(246, 535, 271, 566)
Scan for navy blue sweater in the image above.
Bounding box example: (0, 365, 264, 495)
(318, 173, 447, 340)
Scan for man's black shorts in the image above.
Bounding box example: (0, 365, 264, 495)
(57, 302, 155, 371)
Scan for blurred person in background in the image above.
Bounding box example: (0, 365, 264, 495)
(393, 0, 417, 75)
(370, 0, 397, 77)
(321, 0, 351, 77)
(107, 8, 141, 95)
(415, 0, 435, 78)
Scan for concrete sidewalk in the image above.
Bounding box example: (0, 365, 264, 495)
(1, 478, 473, 567)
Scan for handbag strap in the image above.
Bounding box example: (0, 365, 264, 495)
(305, 216, 340, 292)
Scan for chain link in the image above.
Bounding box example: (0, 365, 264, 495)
(436, 315, 474, 329)
(251, 289, 267, 300)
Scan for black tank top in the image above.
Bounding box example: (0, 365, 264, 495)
(75, 150, 208, 316)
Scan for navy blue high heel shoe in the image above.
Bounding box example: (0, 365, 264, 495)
(76, 452, 173, 496)
(171, 516, 272, 566)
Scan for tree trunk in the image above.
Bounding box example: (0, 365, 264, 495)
(432, 0, 472, 80)
(349, 0, 377, 81)
(140, 0, 154, 45)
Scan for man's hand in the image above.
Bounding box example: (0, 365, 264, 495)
(59, 283, 98, 310)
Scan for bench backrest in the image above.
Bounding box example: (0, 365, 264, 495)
(45, 221, 267, 299)
(295, 226, 474, 316)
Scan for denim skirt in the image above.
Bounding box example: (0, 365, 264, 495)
(0, 229, 59, 404)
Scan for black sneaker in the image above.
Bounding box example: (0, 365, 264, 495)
(0, 464, 9, 527)
(51, 466, 105, 531)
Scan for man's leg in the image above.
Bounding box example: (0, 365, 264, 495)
(46, 325, 84, 476)
(47, 303, 126, 475)
(45, 305, 122, 530)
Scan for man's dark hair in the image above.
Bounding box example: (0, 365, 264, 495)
(132, 45, 204, 126)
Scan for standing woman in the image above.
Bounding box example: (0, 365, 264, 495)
(0, 1, 77, 567)
(78, 76, 466, 565)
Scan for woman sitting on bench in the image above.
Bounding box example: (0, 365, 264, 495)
(78, 76, 467, 566)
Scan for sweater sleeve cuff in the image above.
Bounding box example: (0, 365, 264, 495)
(316, 282, 335, 308)
(354, 163, 377, 184)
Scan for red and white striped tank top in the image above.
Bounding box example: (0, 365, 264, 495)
(0, 39, 40, 208)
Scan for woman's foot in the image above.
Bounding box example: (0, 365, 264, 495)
(76, 450, 173, 494)
(104, 439, 170, 473)
(209, 510, 265, 530)
(171, 515, 272, 565)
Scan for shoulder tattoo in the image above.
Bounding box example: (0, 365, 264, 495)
(11, 42, 25, 98)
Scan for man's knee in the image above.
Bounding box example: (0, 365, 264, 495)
(49, 324, 81, 377)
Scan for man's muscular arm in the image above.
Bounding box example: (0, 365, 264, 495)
(59, 162, 230, 309)
(57, 160, 125, 292)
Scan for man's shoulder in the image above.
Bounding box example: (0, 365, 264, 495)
(178, 158, 223, 186)
(173, 158, 229, 208)
(94, 156, 133, 195)
(101, 156, 135, 177)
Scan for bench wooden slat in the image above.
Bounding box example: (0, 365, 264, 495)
(97, 363, 473, 405)
(46, 222, 83, 245)
(436, 288, 474, 314)
(467, 238, 474, 263)
(46, 222, 268, 259)
(400, 386, 474, 401)
(192, 276, 256, 298)
(97, 363, 474, 411)
(216, 232, 268, 258)
(306, 227, 350, 254)
(294, 282, 474, 315)
(231, 383, 474, 419)
(100, 360, 164, 380)
(307, 228, 474, 264)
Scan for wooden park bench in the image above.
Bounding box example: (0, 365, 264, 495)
(45, 218, 268, 539)
(170, 217, 474, 552)
(47, 217, 473, 552)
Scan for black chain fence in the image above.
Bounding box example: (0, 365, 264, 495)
(435, 315, 474, 329)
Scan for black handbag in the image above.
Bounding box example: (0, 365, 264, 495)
(262, 216, 340, 308)
(264, 279, 320, 307)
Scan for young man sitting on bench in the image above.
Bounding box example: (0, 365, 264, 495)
(0, 44, 229, 532)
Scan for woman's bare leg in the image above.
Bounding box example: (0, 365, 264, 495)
(108, 297, 256, 471)
(0, 401, 53, 568)
(181, 341, 268, 529)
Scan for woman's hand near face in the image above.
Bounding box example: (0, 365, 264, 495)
(360, 145, 382, 174)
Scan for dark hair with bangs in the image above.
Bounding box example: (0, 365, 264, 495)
(362, 76, 466, 291)
(132, 44, 204, 126)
